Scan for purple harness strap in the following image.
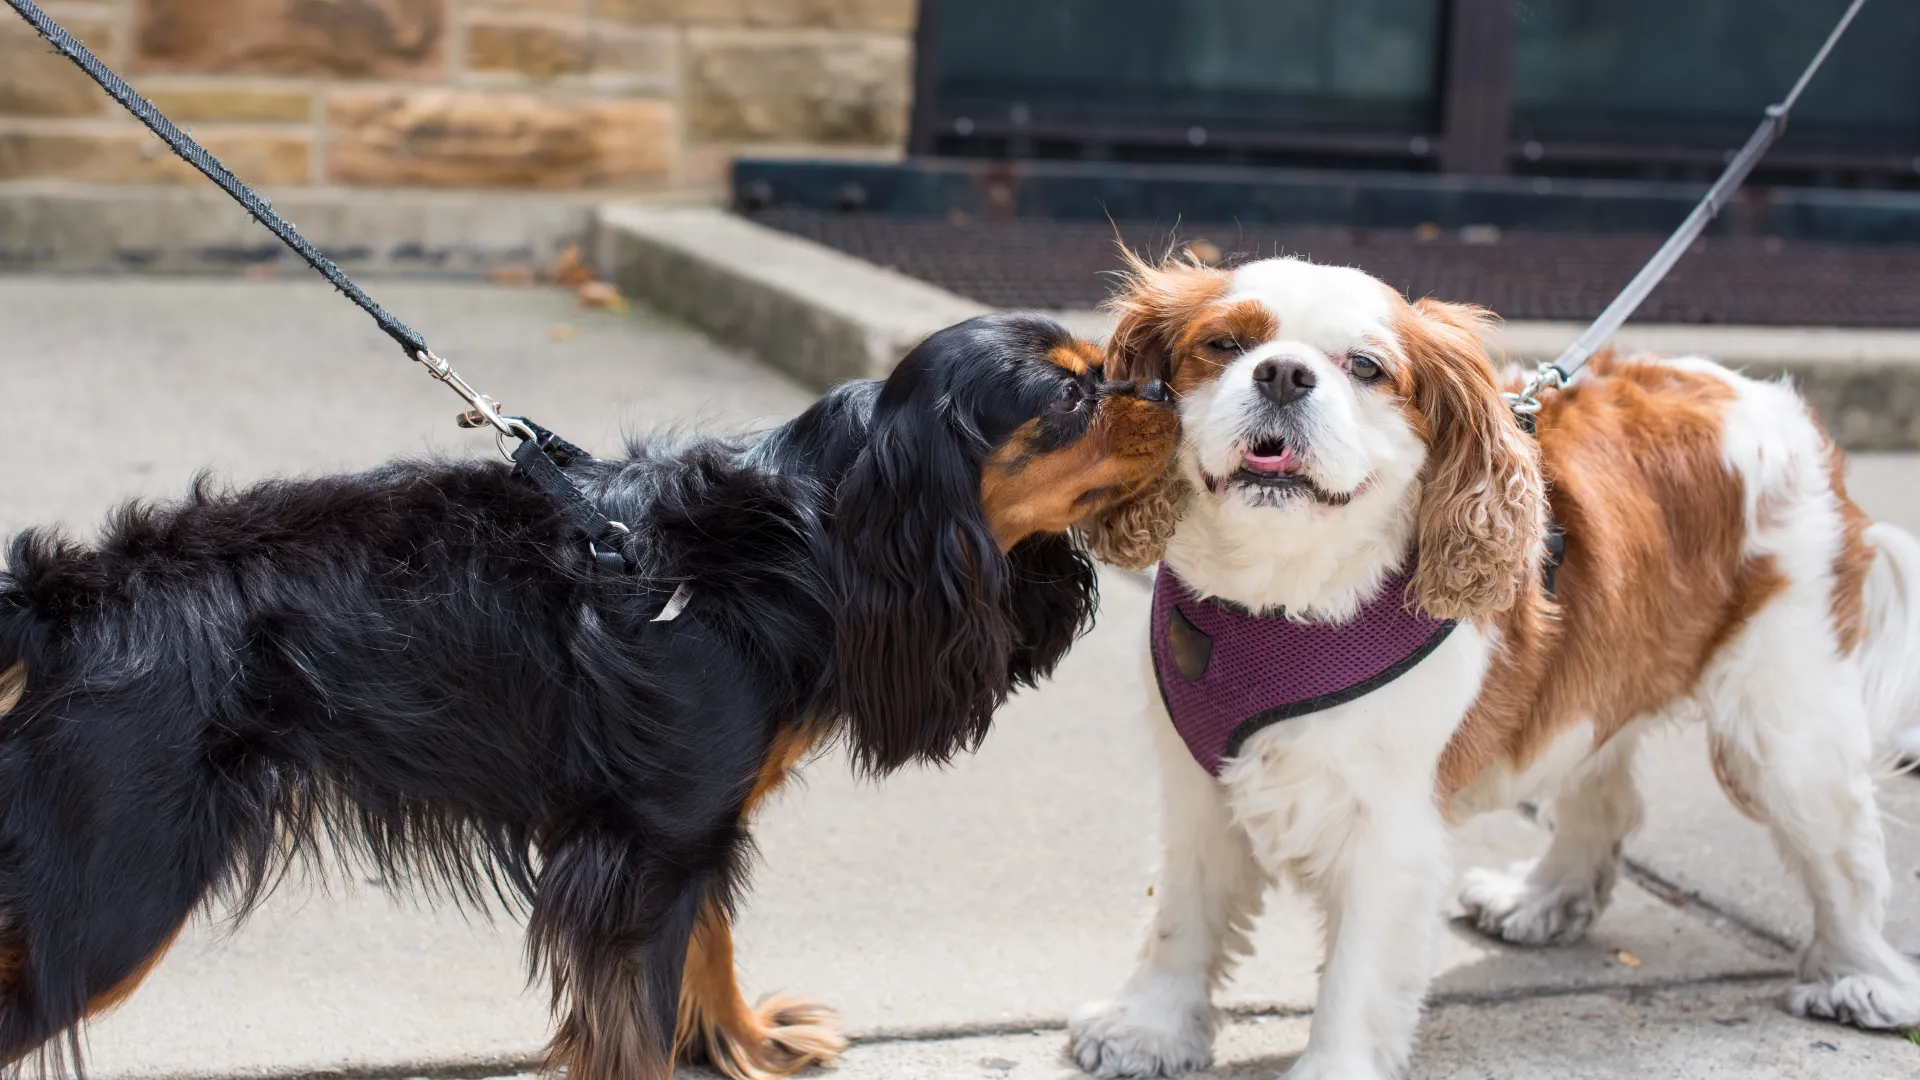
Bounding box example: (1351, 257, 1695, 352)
(1151, 563, 1455, 776)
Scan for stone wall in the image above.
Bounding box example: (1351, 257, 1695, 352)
(0, 0, 915, 191)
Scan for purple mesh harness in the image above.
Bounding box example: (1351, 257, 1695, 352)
(1151, 563, 1456, 776)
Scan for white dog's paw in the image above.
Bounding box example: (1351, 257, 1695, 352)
(1787, 972, 1920, 1031)
(1068, 991, 1216, 1079)
(1457, 862, 1601, 947)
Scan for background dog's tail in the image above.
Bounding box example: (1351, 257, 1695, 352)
(1858, 522, 1920, 762)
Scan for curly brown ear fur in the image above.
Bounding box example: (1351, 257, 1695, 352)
(1399, 299, 1546, 621)
(1081, 247, 1225, 568)
(1104, 246, 1228, 385)
(1083, 470, 1189, 570)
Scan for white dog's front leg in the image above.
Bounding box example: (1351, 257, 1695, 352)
(1070, 703, 1269, 1079)
(1288, 792, 1450, 1080)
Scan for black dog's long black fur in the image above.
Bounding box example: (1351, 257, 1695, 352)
(0, 315, 1102, 1079)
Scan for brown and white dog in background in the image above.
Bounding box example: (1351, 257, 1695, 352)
(1071, 254, 1920, 1080)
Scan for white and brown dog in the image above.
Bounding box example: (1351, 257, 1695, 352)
(1073, 253, 1920, 1080)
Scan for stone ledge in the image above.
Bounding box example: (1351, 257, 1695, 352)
(594, 203, 987, 386)
(0, 181, 605, 274)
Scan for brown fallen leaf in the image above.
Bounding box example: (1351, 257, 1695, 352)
(1615, 950, 1642, 968)
(1414, 222, 1442, 243)
(547, 244, 597, 287)
(576, 281, 626, 312)
(549, 322, 576, 343)
(490, 265, 535, 286)
(1188, 238, 1223, 265)
(243, 263, 277, 280)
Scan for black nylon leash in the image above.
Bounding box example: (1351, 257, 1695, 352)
(4, 0, 634, 569)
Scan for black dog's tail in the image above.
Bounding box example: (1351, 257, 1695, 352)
(0, 558, 256, 1076)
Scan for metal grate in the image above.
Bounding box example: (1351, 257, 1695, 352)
(750, 208, 1920, 328)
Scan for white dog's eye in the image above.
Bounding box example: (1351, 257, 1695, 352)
(1206, 337, 1239, 354)
(1349, 352, 1385, 382)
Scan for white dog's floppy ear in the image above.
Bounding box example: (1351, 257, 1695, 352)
(1400, 299, 1547, 621)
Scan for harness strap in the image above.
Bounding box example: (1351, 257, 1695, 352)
(509, 422, 634, 570)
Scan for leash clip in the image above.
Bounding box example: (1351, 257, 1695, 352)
(1504, 362, 1566, 420)
(417, 349, 532, 442)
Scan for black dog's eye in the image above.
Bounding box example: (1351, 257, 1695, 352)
(1054, 382, 1085, 412)
(1349, 352, 1385, 382)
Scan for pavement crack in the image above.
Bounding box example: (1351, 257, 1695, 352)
(1621, 855, 1800, 958)
(844, 967, 1800, 1049)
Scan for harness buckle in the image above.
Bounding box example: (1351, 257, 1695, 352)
(589, 520, 631, 570)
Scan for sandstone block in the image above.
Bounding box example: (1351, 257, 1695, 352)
(325, 90, 674, 187)
(744, 0, 915, 30)
(0, 129, 311, 184)
(469, 0, 581, 10)
(593, 0, 912, 28)
(686, 29, 908, 143)
(0, 17, 113, 116)
(133, 0, 446, 78)
(591, 0, 747, 24)
(465, 20, 674, 81)
(142, 85, 315, 123)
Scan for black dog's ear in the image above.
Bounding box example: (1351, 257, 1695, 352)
(829, 397, 1013, 775)
(1003, 532, 1098, 689)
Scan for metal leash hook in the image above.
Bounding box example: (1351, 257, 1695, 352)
(418, 350, 532, 440)
(1502, 363, 1564, 420)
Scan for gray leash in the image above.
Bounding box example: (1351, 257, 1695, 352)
(1506, 0, 1871, 418)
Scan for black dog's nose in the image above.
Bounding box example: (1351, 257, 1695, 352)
(1138, 379, 1171, 403)
(1252, 358, 1315, 406)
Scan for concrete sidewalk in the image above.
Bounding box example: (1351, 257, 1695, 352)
(1, 279, 1916, 1079)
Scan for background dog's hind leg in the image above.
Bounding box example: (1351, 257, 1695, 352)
(675, 900, 845, 1080)
(1459, 728, 1646, 947)
(1704, 633, 1920, 1032)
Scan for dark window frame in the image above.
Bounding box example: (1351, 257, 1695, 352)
(909, 0, 1919, 185)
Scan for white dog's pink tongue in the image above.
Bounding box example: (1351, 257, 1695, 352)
(1241, 447, 1297, 475)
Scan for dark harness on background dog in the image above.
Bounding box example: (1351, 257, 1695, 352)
(5, 0, 647, 577)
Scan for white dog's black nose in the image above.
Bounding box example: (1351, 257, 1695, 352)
(1252, 358, 1315, 407)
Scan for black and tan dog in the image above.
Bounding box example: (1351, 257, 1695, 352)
(0, 313, 1177, 1080)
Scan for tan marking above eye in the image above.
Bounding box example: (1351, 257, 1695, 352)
(1047, 342, 1100, 375)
